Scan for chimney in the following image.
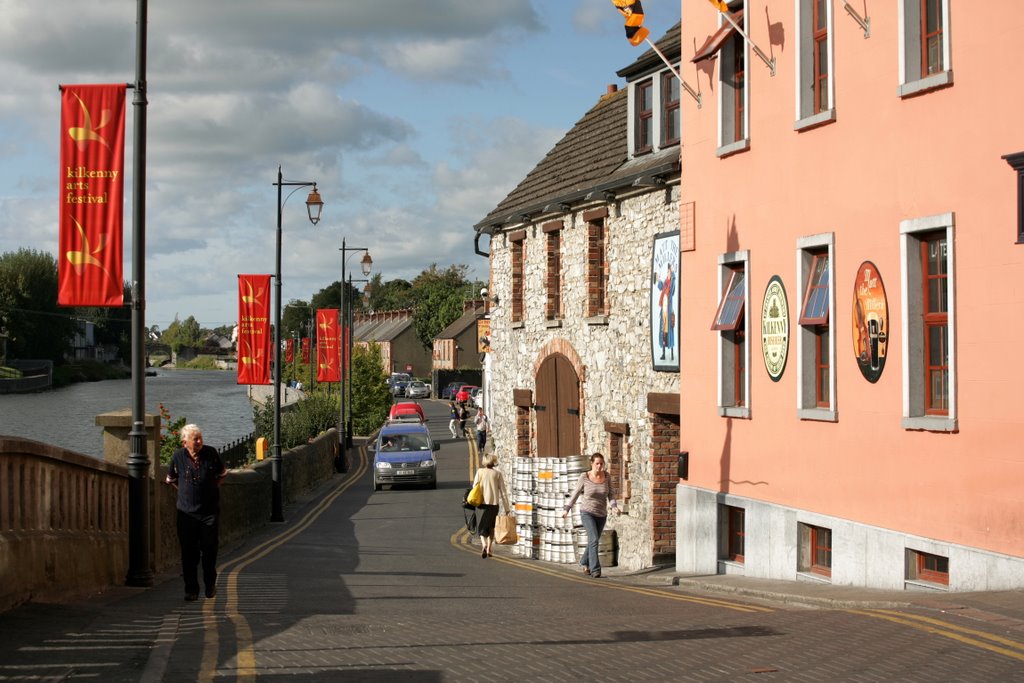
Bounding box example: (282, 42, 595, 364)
(607, 84, 618, 94)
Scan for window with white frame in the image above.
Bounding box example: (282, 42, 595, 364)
(900, 213, 956, 432)
(628, 68, 683, 157)
(796, 0, 835, 130)
(711, 251, 750, 417)
(719, 2, 748, 155)
(797, 234, 836, 420)
(898, 0, 952, 97)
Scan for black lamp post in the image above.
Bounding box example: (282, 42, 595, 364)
(271, 166, 323, 522)
(337, 241, 371, 472)
(346, 274, 370, 455)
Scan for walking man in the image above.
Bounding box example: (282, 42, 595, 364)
(165, 424, 228, 601)
(474, 407, 489, 453)
(448, 401, 460, 439)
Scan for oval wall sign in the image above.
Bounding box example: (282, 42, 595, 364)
(760, 275, 789, 382)
(851, 261, 889, 383)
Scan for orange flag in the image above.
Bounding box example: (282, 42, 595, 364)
(612, 0, 650, 47)
(316, 309, 340, 382)
(708, 0, 731, 12)
(237, 274, 272, 384)
(58, 84, 126, 306)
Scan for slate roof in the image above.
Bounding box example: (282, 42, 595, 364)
(435, 310, 483, 341)
(474, 23, 682, 233)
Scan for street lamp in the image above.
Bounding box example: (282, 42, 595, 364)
(338, 240, 371, 472)
(346, 274, 369, 459)
(271, 166, 323, 522)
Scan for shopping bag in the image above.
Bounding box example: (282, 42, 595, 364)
(466, 483, 484, 507)
(495, 514, 518, 545)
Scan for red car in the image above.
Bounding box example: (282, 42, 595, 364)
(389, 402, 426, 423)
(455, 385, 478, 403)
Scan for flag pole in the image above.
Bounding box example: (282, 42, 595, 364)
(716, 10, 776, 76)
(643, 38, 701, 109)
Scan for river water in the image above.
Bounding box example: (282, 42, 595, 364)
(0, 369, 255, 460)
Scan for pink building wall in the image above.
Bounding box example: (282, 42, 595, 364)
(677, 1, 1024, 582)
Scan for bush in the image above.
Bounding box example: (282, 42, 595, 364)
(252, 390, 340, 451)
(351, 344, 391, 437)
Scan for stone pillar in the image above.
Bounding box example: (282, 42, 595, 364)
(95, 410, 164, 570)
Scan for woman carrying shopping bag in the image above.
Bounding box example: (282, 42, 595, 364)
(471, 453, 511, 558)
(562, 452, 619, 578)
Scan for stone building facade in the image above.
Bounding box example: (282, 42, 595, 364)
(476, 25, 685, 571)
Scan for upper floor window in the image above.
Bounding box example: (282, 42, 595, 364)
(711, 252, 749, 417)
(544, 221, 563, 321)
(900, 213, 956, 432)
(718, 3, 748, 155)
(584, 208, 609, 318)
(797, 234, 835, 420)
(635, 78, 654, 154)
(899, 0, 952, 97)
(796, 0, 835, 130)
(661, 71, 680, 146)
(510, 232, 525, 323)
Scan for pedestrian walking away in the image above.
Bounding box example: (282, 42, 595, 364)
(474, 407, 489, 452)
(458, 403, 469, 438)
(448, 401, 460, 439)
(165, 423, 228, 601)
(563, 452, 618, 578)
(472, 453, 511, 558)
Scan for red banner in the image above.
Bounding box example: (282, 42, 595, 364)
(58, 84, 126, 306)
(285, 338, 294, 364)
(302, 337, 311, 364)
(316, 309, 340, 382)
(237, 274, 272, 385)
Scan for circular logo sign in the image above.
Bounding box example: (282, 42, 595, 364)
(851, 261, 889, 383)
(760, 276, 789, 381)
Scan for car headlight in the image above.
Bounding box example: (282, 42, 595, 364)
(420, 460, 435, 468)
(375, 461, 391, 469)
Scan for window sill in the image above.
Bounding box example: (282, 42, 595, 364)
(716, 138, 750, 159)
(904, 579, 949, 593)
(794, 109, 836, 132)
(796, 570, 832, 585)
(718, 559, 745, 575)
(902, 416, 957, 433)
(718, 406, 751, 419)
(798, 408, 838, 423)
(511, 320, 524, 330)
(898, 70, 954, 98)
(544, 318, 563, 329)
(585, 315, 609, 326)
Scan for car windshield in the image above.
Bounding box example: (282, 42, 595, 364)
(379, 433, 431, 451)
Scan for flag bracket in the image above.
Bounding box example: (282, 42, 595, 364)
(842, 1, 871, 39)
(644, 38, 702, 109)
(718, 10, 776, 77)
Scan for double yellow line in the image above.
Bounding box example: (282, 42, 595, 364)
(851, 609, 1024, 662)
(197, 448, 369, 683)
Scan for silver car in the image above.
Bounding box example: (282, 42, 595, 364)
(405, 380, 431, 399)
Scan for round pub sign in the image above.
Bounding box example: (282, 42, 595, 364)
(760, 275, 789, 381)
(851, 261, 888, 383)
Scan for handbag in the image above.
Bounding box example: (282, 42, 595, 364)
(466, 483, 483, 508)
(495, 513, 518, 545)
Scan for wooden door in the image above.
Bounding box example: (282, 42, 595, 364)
(535, 353, 580, 457)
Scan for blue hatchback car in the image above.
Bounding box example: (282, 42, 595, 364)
(372, 422, 439, 491)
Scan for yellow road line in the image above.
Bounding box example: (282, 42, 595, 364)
(198, 448, 369, 683)
(449, 527, 771, 614)
(850, 609, 1024, 662)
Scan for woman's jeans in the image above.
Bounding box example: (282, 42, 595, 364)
(579, 511, 607, 574)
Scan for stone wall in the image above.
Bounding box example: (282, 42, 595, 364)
(487, 186, 681, 571)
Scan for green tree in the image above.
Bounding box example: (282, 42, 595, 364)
(366, 274, 412, 312)
(350, 343, 391, 436)
(406, 264, 481, 350)
(282, 299, 312, 338)
(76, 282, 132, 361)
(162, 315, 202, 353)
(0, 249, 79, 363)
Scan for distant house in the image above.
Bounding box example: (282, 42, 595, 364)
(432, 300, 486, 372)
(69, 322, 121, 363)
(353, 308, 431, 377)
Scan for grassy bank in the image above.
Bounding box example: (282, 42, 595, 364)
(52, 361, 131, 388)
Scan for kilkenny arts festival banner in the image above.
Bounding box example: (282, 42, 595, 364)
(316, 309, 340, 383)
(58, 84, 126, 306)
(237, 274, 272, 385)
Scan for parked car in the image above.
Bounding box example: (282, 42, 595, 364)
(456, 385, 478, 403)
(441, 381, 466, 400)
(388, 402, 426, 423)
(371, 422, 439, 490)
(470, 386, 483, 408)
(405, 380, 431, 399)
(390, 380, 410, 397)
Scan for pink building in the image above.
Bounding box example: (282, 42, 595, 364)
(676, 1, 1024, 591)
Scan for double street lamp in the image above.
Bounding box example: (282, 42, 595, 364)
(338, 240, 371, 472)
(271, 166, 323, 522)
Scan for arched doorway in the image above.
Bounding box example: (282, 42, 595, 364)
(534, 353, 580, 457)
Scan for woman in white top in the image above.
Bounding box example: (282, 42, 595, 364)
(472, 453, 510, 558)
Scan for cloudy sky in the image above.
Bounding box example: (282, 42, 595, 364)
(0, 0, 675, 330)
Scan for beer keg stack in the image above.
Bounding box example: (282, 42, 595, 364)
(511, 456, 588, 562)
